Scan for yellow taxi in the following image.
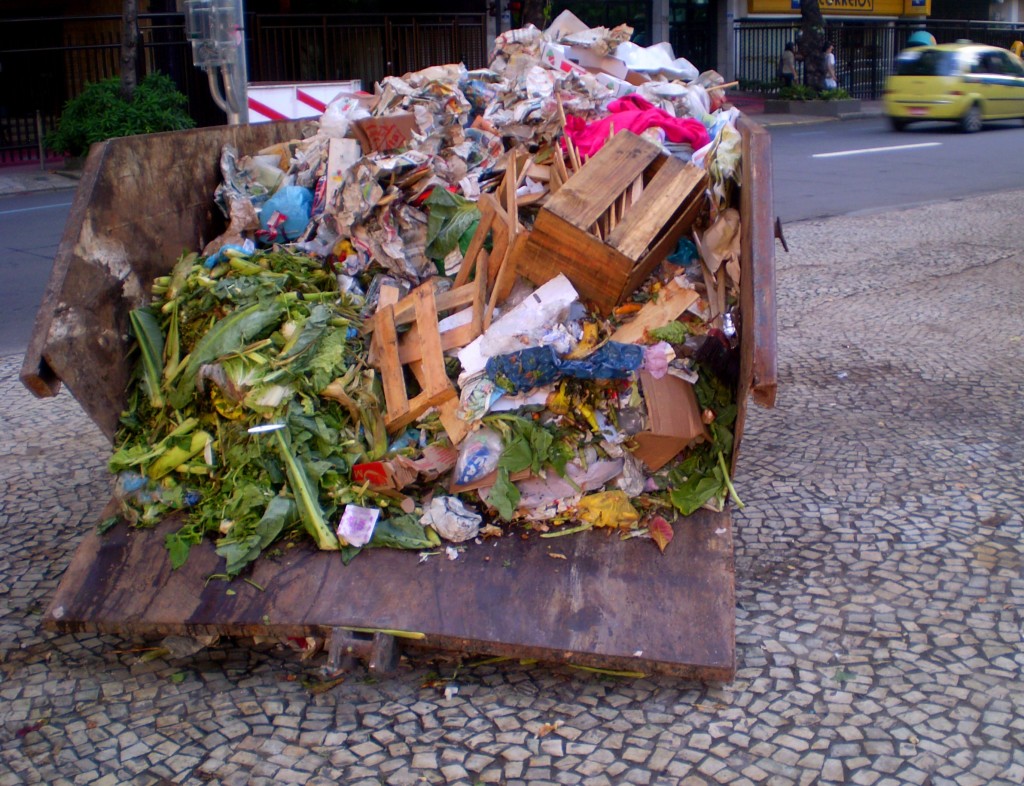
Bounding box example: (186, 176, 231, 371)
(883, 43, 1024, 132)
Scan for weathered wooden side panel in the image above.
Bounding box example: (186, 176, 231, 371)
(734, 115, 778, 472)
(20, 121, 308, 440)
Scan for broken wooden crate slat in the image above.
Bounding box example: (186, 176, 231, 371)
(510, 130, 708, 315)
(375, 285, 472, 446)
(544, 131, 662, 231)
(371, 283, 456, 434)
(606, 156, 705, 262)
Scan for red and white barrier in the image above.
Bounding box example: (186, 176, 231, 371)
(247, 80, 364, 122)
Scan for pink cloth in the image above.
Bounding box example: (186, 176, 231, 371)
(564, 95, 710, 160)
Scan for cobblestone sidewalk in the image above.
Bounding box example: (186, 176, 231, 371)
(1, 190, 1022, 785)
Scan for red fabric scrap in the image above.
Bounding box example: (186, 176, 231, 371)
(563, 95, 710, 161)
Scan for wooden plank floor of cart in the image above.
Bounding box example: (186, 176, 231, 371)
(44, 508, 735, 680)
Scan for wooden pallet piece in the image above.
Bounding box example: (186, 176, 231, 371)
(485, 231, 526, 329)
(371, 284, 456, 433)
(398, 254, 488, 365)
(376, 280, 479, 448)
(609, 279, 701, 345)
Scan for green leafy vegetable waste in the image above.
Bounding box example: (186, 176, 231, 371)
(424, 188, 480, 261)
(110, 249, 396, 574)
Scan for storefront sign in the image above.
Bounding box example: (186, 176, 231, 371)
(750, 0, 930, 14)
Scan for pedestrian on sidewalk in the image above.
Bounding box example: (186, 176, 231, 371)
(778, 42, 798, 87)
(823, 42, 838, 90)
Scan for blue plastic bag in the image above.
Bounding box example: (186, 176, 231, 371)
(485, 343, 644, 395)
(259, 186, 313, 241)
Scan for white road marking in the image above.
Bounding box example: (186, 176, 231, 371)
(813, 142, 942, 159)
(0, 202, 73, 216)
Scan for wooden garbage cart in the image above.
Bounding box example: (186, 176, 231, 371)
(21, 116, 777, 680)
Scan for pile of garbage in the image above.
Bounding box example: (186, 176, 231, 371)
(110, 13, 748, 575)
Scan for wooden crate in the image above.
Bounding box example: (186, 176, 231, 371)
(511, 130, 708, 314)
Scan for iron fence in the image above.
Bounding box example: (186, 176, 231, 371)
(250, 14, 488, 90)
(734, 18, 1024, 100)
(0, 12, 489, 166)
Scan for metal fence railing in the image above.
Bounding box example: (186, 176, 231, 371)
(735, 18, 1024, 100)
(250, 14, 489, 90)
(0, 12, 489, 166)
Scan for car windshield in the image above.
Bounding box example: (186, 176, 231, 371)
(895, 50, 960, 77)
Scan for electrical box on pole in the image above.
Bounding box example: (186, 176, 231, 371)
(184, 0, 249, 124)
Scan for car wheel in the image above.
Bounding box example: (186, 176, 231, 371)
(960, 104, 982, 133)
(889, 117, 909, 132)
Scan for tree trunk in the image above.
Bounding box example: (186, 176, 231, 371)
(799, 0, 827, 92)
(120, 0, 139, 102)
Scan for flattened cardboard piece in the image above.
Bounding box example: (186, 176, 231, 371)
(541, 42, 589, 76)
(567, 45, 630, 80)
(545, 9, 590, 40)
(353, 113, 419, 152)
(631, 370, 707, 472)
(325, 137, 362, 207)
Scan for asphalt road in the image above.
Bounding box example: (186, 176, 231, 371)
(0, 191, 73, 357)
(770, 116, 1024, 222)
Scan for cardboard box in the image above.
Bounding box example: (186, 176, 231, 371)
(631, 371, 708, 472)
(566, 44, 629, 80)
(541, 42, 588, 76)
(352, 113, 419, 153)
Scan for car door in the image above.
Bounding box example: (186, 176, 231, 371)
(967, 51, 1003, 118)
(996, 50, 1024, 116)
(975, 50, 1024, 118)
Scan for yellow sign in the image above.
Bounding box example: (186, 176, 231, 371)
(748, 0, 929, 15)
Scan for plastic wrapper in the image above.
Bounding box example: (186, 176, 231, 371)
(319, 95, 372, 138)
(574, 490, 640, 529)
(259, 186, 314, 242)
(337, 504, 380, 548)
(513, 455, 624, 520)
(693, 120, 742, 210)
(485, 342, 645, 395)
(454, 428, 503, 486)
(615, 40, 700, 82)
(420, 496, 482, 543)
(614, 454, 647, 497)
(642, 342, 675, 379)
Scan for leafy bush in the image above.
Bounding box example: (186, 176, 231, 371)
(46, 73, 195, 157)
(818, 87, 853, 101)
(776, 84, 853, 101)
(777, 85, 817, 101)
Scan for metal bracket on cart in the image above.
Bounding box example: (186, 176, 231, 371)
(327, 628, 400, 675)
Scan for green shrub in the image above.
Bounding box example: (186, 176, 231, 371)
(777, 85, 817, 101)
(46, 73, 195, 157)
(818, 87, 852, 101)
